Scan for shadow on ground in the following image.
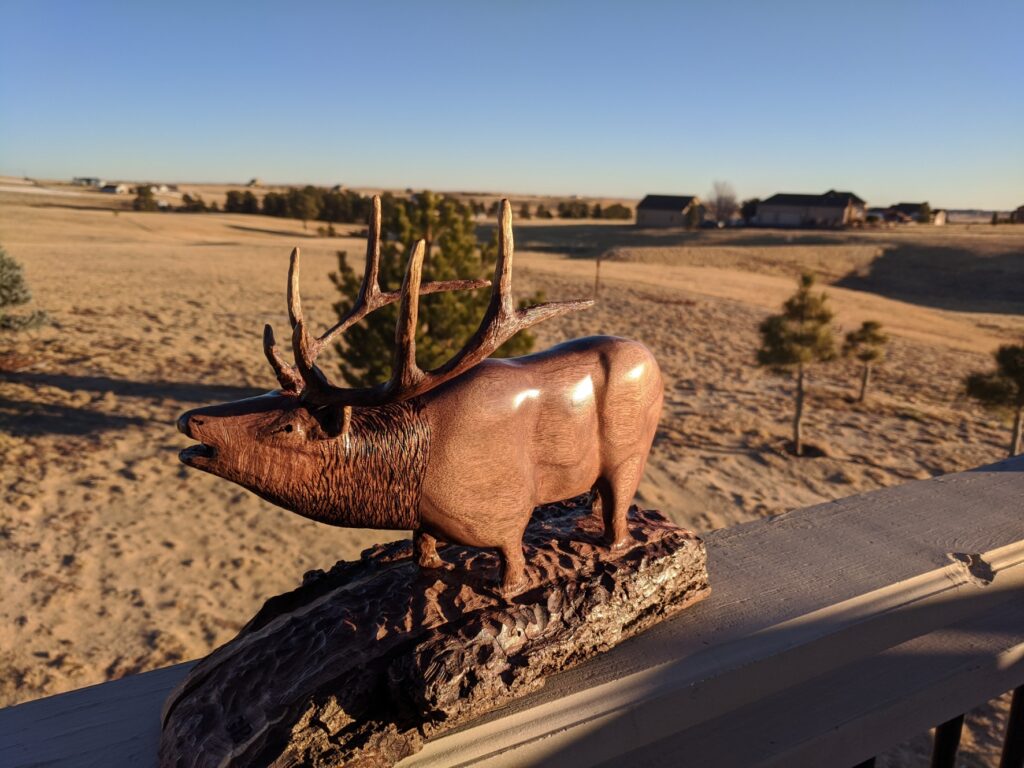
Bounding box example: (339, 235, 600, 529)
(0, 373, 265, 436)
(476, 223, 853, 259)
(0, 396, 149, 436)
(836, 243, 1024, 315)
(0, 371, 264, 402)
(485, 221, 1024, 316)
(228, 224, 319, 239)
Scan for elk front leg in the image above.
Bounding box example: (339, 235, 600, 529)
(414, 530, 444, 569)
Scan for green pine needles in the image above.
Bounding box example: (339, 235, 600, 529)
(843, 320, 888, 403)
(0, 246, 47, 333)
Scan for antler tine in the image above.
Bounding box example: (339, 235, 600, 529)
(390, 240, 427, 391)
(495, 197, 516, 318)
(263, 324, 303, 392)
(287, 248, 303, 328)
(285, 244, 321, 388)
(308, 199, 381, 357)
(360, 195, 382, 304)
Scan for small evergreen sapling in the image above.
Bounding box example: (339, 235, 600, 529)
(843, 320, 888, 402)
(756, 272, 837, 456)
(965, 343, 1024, 458)
(133, 185, 158, 211)
(0, 246, 46, 332)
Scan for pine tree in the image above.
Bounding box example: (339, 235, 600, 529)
(756, 272, 837, 456)
(965, 343, 1024, 458)
(133, 185, 158, 212)
(330, 192, 539, 387)
(0, 246, 46, 332)
(288, 187, 321, 229)
(843, 320, 888, 402)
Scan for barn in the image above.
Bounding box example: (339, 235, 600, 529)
(635, 194, 702, 228)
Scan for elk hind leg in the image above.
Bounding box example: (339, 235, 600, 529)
(597, 459, 640, 550)
(498, 539, 527, 597)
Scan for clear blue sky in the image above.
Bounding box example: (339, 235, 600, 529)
(1, 1, 1021, 208)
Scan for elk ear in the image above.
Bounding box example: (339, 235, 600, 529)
(315, 404, 353, 438)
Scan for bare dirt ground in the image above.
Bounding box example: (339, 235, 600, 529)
(2, 186, 1022, 764)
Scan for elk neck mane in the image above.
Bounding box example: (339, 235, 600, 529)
(312, 399, 430, 530)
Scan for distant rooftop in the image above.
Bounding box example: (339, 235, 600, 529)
(636, 194, 698, 212)
(762, 190, 865, 208)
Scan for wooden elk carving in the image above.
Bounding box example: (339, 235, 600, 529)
(177, 198, 663, 594)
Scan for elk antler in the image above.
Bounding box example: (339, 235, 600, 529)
(265, 196, 594, 406)
(263, 195, 491, 394)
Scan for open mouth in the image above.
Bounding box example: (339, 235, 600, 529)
(179, 443, 217, 465)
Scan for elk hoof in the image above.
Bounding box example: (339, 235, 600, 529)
(498, 576, 527, 598)
(606, 532, 634, 551)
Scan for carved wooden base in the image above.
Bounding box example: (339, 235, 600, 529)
(159, 498, 710, 768)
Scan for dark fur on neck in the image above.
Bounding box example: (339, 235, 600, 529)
(311, 399, 429, 530)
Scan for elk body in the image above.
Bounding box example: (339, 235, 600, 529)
(177, 199, 663, 594)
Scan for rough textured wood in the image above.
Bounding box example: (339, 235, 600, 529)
(158, 499, 708, 768)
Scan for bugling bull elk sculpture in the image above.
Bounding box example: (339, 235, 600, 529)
(177, 198, 663, 594)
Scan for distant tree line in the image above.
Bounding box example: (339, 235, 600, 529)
(552, 200, 632, 220)
(474, 199, 631, 221)
(230, 186, 373, 228)
(135, 184, 635, 225)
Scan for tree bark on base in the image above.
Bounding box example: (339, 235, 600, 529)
(159, 497, 709, 768)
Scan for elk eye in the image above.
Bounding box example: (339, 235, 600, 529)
(283, 424, 294, 433)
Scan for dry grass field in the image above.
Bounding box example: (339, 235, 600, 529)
(2, 180, 1023, 764)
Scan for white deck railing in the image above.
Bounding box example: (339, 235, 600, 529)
(2, 457, 1023, 767)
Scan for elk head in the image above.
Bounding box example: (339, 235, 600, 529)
(177, 196, 592, 522)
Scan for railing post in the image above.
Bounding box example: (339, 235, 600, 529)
(931, 713, 965, 768)
(1002, 686, 1024, 768)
